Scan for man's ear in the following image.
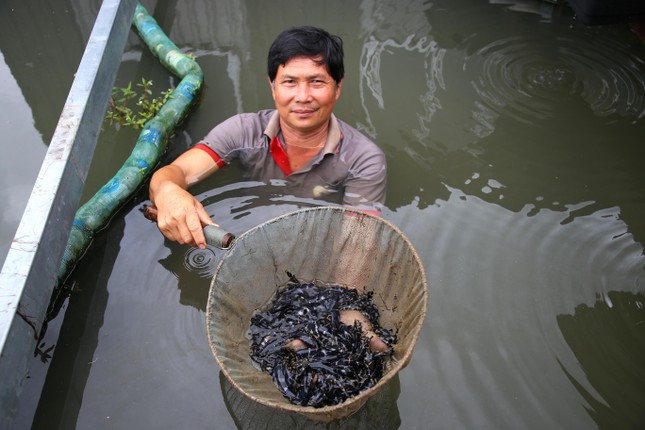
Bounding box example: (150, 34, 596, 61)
(335, 80, 343, 99)
(268, 77, 276, 100)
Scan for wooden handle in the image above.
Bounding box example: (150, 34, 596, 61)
(143, 204, 235, 249)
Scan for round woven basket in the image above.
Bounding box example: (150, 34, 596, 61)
(206, 207, 428, 422)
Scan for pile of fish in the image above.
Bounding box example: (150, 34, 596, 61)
(249, 272, 397, 408)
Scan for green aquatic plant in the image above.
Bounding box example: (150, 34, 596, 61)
(105, 78, 173, 129)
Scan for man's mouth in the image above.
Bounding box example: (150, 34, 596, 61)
(292, 107, 319, 115)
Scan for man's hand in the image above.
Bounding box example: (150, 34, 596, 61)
(149, 147, 221, 248)
(154, 184, 214, 249)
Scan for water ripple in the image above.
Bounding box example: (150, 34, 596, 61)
(389, 186, 645, 428)
(468, 35, 645, 124)
(183, 246, 219, 278)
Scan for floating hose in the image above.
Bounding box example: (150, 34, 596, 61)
(56, 3, 203, 288)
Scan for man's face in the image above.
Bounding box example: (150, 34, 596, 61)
(270, 55, 342, 135)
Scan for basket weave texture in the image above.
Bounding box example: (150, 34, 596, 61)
(207, 207, 428, 422)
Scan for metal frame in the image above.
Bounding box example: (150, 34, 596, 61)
(0, 0, 136, 425)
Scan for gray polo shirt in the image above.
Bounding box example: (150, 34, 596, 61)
(195, 109, 386, 213)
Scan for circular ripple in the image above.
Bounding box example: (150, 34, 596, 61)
(468, 35, 645, 124)
(183, 246, 219, 278)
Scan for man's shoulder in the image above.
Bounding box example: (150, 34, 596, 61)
(336, 118, 384, 156)
(200, 109, 276, 149)
(231, 109, 275, 125)
(211, 109, 276, 137)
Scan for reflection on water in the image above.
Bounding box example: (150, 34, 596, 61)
(388, 183, 645, 429)
(357, 0, 440, 140)
(4, 0, 644, 429)
(0, 51, 48, 265)
(557, 291, 645, 429)
(166, 0, 252, 114)
(0, 0, 100, 265)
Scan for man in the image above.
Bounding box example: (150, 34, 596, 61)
(149, 26, 387, 249)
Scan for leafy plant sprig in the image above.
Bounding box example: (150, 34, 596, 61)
(105, 78, 173, 130)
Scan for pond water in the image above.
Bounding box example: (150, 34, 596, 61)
(4, 0, 645, 429)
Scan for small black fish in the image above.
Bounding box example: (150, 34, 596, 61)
(248, 271, 397, 408)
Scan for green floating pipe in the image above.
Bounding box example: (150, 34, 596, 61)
(56, 3, 203, 288)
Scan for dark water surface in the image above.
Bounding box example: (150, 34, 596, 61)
(3, 0, 645, 429)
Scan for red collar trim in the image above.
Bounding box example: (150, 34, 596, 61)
(270, 135, 292, 176)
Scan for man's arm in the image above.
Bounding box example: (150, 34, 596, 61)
(149, 147, 221, 248)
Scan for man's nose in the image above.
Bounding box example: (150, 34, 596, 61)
(294, 83, 313, 102)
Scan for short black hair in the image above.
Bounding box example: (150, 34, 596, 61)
(267, 26, 344, 84)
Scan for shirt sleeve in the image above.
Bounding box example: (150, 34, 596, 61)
(193, 143, 226, 168)
(196, 113, 260, 163)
